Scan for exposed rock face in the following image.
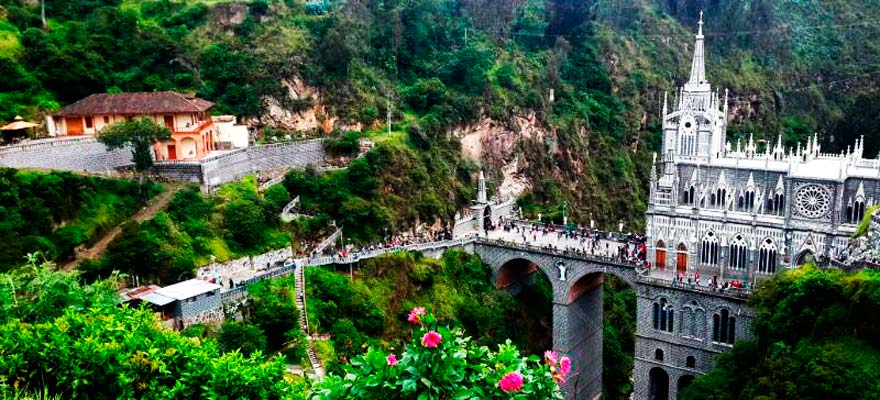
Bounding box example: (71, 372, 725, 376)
(452, 113, 551, 199)
(252, 78, 362, 133)
(208, 3, 249, 34)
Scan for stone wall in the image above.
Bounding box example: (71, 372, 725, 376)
(156, 139, 326, 188)
(0, 137, 131, 172)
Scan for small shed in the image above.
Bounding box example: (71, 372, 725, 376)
(152, 279, 222, 320)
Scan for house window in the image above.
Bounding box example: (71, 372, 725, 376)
(103, 116, 110, 124)
(85, 117, 93, 129)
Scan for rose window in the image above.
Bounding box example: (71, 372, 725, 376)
(795, 185, 831, 219)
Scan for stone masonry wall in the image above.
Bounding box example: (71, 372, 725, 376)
(0, 137, 325, 188)
(0, 137, 131, 172)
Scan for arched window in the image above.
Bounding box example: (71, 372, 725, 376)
(847, 203, 855, 223)
(773, 193, 785, 215)
(655, 348, 664, 361)
(745, 190, 755, 211)
(686, 356, 696, 368)
(689, 186, 696, 205)
(758, 238, 777, 274)
(728, 235, 749, 270)
(655, 240, 666, 271)
(652, 298, 674, 333)
(855, 199, 866, 223)
(701, 232, 719, 266)
(712, 309, 736, 345)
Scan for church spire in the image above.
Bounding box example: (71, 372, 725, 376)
(688, 11, 706, 86)
(477, 170, 487, 204)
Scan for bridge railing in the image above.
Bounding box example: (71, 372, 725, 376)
(638, 276, 751, 299)
(475, 237, 641, 269)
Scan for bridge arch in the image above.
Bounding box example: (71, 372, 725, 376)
(477, 242, 639, 399)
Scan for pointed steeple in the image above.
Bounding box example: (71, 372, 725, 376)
(857, 181, 866, 200)
(650, 152, 658, 183)
(662, 91, 668, 116)
(688, 11, 706, 86)
(746, 172, 755, 189)
(477, 170, 487, 204)
(775, 175, 784, 192)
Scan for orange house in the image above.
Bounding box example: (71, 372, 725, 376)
(52, 91, 217, 161)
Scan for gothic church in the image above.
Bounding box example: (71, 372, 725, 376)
(646, 13, 879, 283)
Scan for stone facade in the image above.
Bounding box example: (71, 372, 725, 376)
(454, 171, 518, 237)
(632, 280, 754, 400)
(472, 240, 755, 400)
(647, 14, 880, 283)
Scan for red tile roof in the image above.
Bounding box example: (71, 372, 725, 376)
(57, 91, 214, 116)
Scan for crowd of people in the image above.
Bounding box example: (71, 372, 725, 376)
(196, 248, 294, 291)
(489, 220, 649, 266)
(670, 271, 751, 294)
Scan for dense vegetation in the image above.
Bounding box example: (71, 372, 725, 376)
(85, 177, 292, 284)
(311, 308, 567, 399)
(283, 142, 475, 242)
(305, 250, 637, 397)
(681, 266, 880, 400)
(5, 0, 879, 228)
(0, 169, 161, 271)
(0, 257, 307, 399)
(305, 250, 550, 373)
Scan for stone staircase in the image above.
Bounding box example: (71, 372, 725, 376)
(294, 264, 324, 379)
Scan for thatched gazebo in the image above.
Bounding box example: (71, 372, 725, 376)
(1, 116, 39, 144)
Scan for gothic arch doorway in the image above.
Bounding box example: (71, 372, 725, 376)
(676, 243, 688, 274)
(795, 250, 815, 266)
(649, 367, 670, 400)
(655, 241, 667, 271)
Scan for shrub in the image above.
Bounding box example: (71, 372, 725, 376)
(311, 308, 567, 399)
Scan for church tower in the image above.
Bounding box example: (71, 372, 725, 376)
(661, 12, 728, 163)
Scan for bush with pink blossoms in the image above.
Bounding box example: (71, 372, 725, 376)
(311, 308, 567, 399)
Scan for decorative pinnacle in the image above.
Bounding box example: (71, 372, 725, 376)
(698, 11, 704, 37)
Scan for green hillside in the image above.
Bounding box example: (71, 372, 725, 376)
(3, 0, 879, 229)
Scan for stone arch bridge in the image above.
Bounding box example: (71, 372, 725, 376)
(464, 237, 755, 400)
(219, 233, 754, 400)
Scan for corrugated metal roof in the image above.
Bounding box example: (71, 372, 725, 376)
(155, 279, 221, 301)
(142, 292, 175, 306)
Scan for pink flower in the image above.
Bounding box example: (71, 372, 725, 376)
(407, 307, 427, 324)
(553, 373, 566, 384)
(544, 350, 559, 366)
(559, 356, 572, 376)
(498, 371, 524, 393)
(421, 330, 442, 348)
(386, 353, 398, 366)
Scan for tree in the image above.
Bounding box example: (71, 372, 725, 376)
(222, 199, 266, 251)
(218, 321, 267, 357)
(97, 117, 171, 174)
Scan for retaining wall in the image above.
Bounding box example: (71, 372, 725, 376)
(0, 137, 325, 187)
